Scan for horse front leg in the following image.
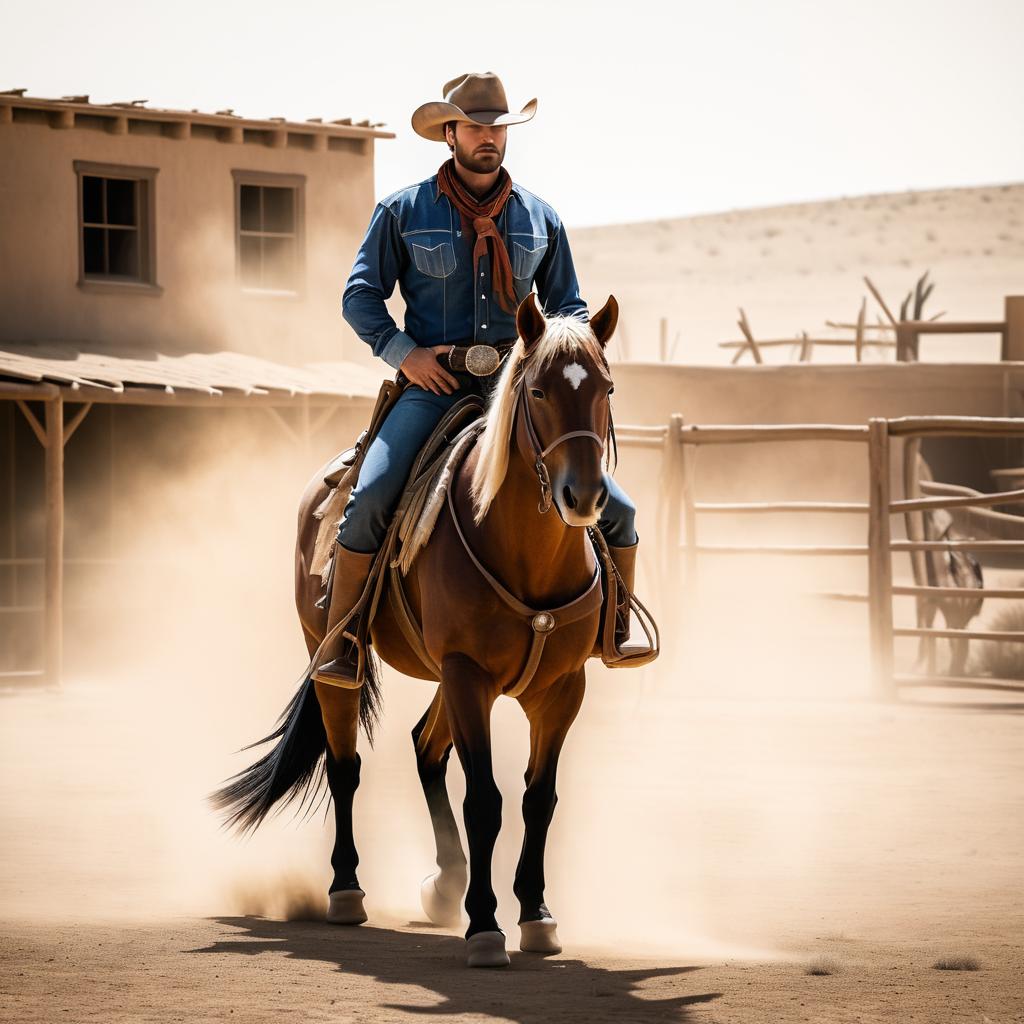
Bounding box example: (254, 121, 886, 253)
(441, 653, 506, 967)
(412, 686, 467, 927)
(514, 667, 585, 955)
(314, 681, 367, 925)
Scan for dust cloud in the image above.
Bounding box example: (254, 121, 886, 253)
(1, 405, 1021, 972)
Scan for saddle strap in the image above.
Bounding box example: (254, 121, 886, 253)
(387, 563, 442, 678)
(444, 480, 604, 696)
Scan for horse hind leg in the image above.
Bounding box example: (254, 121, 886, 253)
(413, 687, 467, 928)
(315, 680, 367, 925)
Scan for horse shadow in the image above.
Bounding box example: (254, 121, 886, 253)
(192, 916, 722, 1023)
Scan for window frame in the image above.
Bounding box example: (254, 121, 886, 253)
(73, 160, 160, 295)
(231, 170, 306, 297)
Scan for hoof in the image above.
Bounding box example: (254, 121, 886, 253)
(466, 930, 510, 968)
(326, 888, 367, 925)
(420, 872, 463, 928)
(519, 918, 562, 954)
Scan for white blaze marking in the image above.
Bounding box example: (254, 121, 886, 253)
(562, 362, 588, 390)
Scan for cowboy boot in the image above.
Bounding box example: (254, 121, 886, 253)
(609, 541, 639, 651)
(608, 540, 658, 661)
(312, 544, 377, 688)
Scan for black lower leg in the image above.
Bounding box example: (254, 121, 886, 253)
(463, 771, 502, 938)
(514, 775, 557, 922)
(412, 713, 466, 879)
(325, 751, 361, 893)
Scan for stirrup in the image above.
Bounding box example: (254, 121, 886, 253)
(312, 633, 364, 689)
(606, 594, 659, 668)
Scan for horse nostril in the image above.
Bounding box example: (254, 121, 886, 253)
(597, 483, 609, 509)
(562, 485, 578, 510)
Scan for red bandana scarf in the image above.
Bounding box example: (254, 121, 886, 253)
(436, 158, 518, 315)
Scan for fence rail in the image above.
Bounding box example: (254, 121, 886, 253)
(621, 412, 1024, 702)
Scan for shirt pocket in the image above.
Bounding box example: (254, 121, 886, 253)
(511, 238, 548, 281)
(409, 239, 457, 279)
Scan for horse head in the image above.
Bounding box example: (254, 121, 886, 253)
(513, 293, 618, 527)
(468, 292, 617, 528)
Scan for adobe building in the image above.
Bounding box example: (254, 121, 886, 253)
(0, 90, 395, 684)
(0, 89, 394, 363)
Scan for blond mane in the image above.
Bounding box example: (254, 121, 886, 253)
(470, 313, 598, 523)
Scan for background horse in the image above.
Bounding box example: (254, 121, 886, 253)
(213, 293, 620, 968)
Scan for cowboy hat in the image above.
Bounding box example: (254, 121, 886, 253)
(411, 72, 537, 142)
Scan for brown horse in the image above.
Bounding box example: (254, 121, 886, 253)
(213, 293, 621, 967)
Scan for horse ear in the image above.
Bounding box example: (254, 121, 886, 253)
(516, 293, 546, 352)
(590, 295, 619, 348)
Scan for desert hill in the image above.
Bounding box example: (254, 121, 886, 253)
(568, 183, 1024, 364)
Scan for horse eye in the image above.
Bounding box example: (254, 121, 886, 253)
(530, 388, 545, 400)
(607, 386, 615, 396)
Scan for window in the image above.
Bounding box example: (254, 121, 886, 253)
(232, 171, 305, 293)
(74, 162, 157, 287)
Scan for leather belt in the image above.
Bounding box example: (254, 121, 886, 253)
(441, 340, 515, 377)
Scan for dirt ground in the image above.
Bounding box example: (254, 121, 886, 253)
(2, 677, 1021, 1024)
(3, 255, 1024, 1021)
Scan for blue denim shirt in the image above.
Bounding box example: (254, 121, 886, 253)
(342, 173, 588, 369)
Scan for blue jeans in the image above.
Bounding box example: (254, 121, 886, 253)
(337, 384, 638, 553)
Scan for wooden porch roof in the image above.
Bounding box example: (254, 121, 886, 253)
(0, 343, 381, 405)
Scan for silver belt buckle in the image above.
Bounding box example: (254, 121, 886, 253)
(465, 344, 501, 377)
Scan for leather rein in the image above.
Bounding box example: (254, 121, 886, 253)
(442, 376, 611, 696)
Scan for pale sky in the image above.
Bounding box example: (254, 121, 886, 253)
(3, 0, 1022, 227)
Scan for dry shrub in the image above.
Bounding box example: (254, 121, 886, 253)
(972, 603, 1024, 679)
(805, 955, 842, 976)
(933, 954, 981, 971)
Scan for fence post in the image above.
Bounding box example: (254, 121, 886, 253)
(664, 412, 683, 562)
(1004, 296, 1024, 362)
(867, 418, 895, 699)
(680, 426, 698, 616)
(900, 435, 935, 673)
(895, 323, 917, 362)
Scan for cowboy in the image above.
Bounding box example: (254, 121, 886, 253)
(314, 72, 644, 685)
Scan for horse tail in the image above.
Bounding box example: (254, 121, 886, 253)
(211, 652, 384, 835)
(210, 670, 327, 834)
(358, 644, 383, 742)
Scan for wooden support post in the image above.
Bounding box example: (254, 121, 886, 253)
(900, 435, 934, 673)
(855, 298, 866, 363)
(864, 276, 898, 326)
(44, 396, 64, 687)
(1003, 296, 1024, 362)
(63, 402, 93, 446)
(799, 331, 813, 362)
(737, 308, 763, 364)
(663, 415, 684, 614)
(681, 429, 699, 616)
(867, 418, 895, 700)
(895, 322, 917, 362)
(264, 406, 301, 445)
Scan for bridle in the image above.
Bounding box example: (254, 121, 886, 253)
(514, 373, 611, 515)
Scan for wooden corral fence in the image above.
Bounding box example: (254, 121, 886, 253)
(615, 414, 1024, 703)
(720, 288, 1024, 365)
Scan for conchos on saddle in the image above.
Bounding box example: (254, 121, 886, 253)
(214, 73, 659, 969)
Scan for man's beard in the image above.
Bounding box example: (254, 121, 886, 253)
(454, 135, 506, 175)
